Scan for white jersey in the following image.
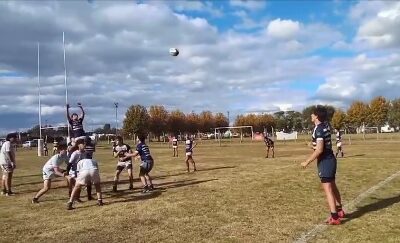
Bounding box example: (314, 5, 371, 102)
(69, 150, 87, 175)
(0, 141, 14, 165)
(43, 154, 68, 172)
(77, 159, 99, 172)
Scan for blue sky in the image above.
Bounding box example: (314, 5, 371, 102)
(0, 0, 399, 134)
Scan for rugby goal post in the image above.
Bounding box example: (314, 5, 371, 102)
(362, 123, 379, 140)
(214, 126, 254, 145)
(37, 125, 68, 156)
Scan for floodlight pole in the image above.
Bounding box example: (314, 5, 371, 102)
(114, 102, 119, 135)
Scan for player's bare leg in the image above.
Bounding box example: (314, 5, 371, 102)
(94, 183, 103, 206)
(185, 157, 190, 172)
(265, 147, 270, 158)
(127, 168, 134, 190)
(67, 183, 82, 210)
(113, 170, 121, 192)
(191, 157, 197, 171)
(33, 180, 51, 202)
(271, 147, 275, 158)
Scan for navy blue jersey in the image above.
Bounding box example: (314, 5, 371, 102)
(136, 143, 153, 161)
(185, 139, 193, 152)
(69, 118, 85, 137)
(172, 138, 178, 146)
(264, 137, 274, 147)
(336, 131, 342, 142)
(312, 122, 334, 161)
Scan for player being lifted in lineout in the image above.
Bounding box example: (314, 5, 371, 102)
(66, 103, 86, 142)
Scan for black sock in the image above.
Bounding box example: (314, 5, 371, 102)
(336, 205, 342, 211)
(331, 212, 339, 220)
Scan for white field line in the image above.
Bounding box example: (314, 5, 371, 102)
(293, 169, 400, 243)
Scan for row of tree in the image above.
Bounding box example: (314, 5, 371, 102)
(123, 105, 229, 139)
(122, 97, 400, 137)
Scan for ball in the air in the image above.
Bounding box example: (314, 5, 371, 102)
(169, 48, 179, 56)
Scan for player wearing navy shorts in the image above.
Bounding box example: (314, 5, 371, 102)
(264, 134, 275, 158)
(66, 103, 86, 141)
(124, 134, 154, 193)
(335, 129, 344, 158)
(112, 136, 134, 192)
(172, 136, 178, 157)
(185, 136, 197, 172)
(301, 106, 344, 225)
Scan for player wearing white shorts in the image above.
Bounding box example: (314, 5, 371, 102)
(67, 159, 103, 210)
(172, 137, 178, 157)
(67, 139, 87, 200)
(335, 129, 344, 158)
(32, 143, 68, 203)
(1, 133, 17, 196)
(113, 136, 134, 192)
(184, 136, 197, 172)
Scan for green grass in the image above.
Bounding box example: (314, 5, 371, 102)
(1, 135, 400, 242)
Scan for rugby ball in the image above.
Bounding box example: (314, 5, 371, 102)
(169, 48, 179, 56)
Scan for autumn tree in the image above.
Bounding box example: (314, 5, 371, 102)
(258, 114, 276, 132)
(185, 112, 200, 134)
(388, 98, 400, 130)
(346, 101, 370, 127)
(199, 111, 215, 133)
(331, 109, 346, 129)
(214, 112, 229, 128)
(123, 105, 150, 137)
(149, 105, 169, 141)
(369, 96, 389, 129)
(168, 110, 186, 136)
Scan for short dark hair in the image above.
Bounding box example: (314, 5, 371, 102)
(6, 133, 17, 141)
(71, 113, 78, 117)
(58, 143, 68, 150)
(138, 134, 146, 142)
(312, 105, 328, 122)
(115, 136, 123, 142)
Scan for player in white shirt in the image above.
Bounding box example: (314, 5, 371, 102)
(172, 136, 178, 157)
(67, 159, 103, 210)
(32, 143, 68, 203)
(112, 136, 134, 192)
(67, 139, 87, 200)
(1, 133, 18, 196)
(184, 135, 197, 172)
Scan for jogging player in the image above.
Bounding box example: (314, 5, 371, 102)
(301, 105, 345, 225)
(172, 136, 178, 157)
(124, 134, 154, 193)
(264, 133, 275, 158)
(113, 136, 134, 191)
(335, 129, 344, 158)
(185, 135, 197, 172)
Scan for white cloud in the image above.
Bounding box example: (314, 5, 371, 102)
(266, 19, 300, 39)
(229, 0, 266, 11)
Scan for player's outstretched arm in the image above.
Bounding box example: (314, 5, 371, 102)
(66, 104, 72, 122)
(77, 103, 85, 120)
(54, 167, 67, 177)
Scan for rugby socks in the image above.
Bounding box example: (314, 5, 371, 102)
(336, 205, 342, 211)
(331, 212, 339, 220)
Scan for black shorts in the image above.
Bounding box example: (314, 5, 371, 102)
(139, 160, 154, 176)
(72, 130, 86, 138)
(317, 155, 337, 182)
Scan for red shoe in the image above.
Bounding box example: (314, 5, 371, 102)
(338, 209, 346, 219)
(326, 217, 341, 225)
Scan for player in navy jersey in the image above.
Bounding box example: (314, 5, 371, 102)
(124, 134, 154, 193)
(66, 103, 86, 141)
(112, 136, 134, 192)
(264, 133, 275, 158)
(301, 106, 344, 225)
(335, 129, 344, 158)
(172, 136, 178, 157)
(184, 135, 197, 172)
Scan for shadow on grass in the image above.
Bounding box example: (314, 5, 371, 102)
(343, 154, 366, 158)
(342, 195, 400, 224)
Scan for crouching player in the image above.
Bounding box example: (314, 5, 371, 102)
(32, 143, 69, 203)
(67, 158, 103, 210)
(301, 106, 345, 225)
(124, 134, 154, 193)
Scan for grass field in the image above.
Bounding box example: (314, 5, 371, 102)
(1, 134, 400, 242)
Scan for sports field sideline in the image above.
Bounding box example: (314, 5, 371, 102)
(1, 134, 400, 242)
